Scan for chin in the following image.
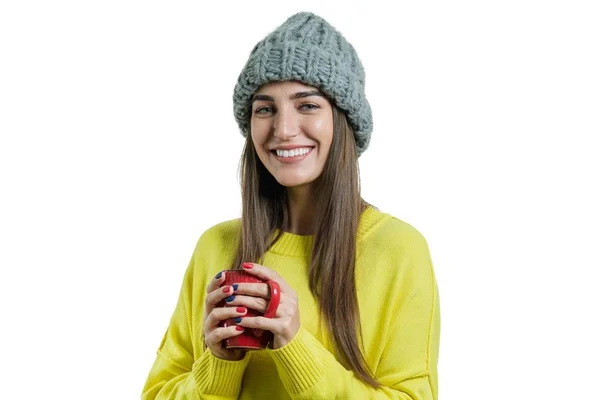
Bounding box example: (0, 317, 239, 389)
(275, 175, 315, 188)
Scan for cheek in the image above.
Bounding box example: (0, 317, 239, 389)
(311, 118, 328, 130)
(250, 127, 265, 147)
(250, 120, 270, 143)
(310, 119, 333, 143)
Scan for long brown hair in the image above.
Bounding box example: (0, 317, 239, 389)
(229, 102, 380, 388)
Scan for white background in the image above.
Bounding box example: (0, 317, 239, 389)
(1, 1, 598, 399)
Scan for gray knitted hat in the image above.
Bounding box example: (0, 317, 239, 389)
(233, 12, 373, 157)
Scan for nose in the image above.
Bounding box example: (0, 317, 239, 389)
(272, 105, 300, 140)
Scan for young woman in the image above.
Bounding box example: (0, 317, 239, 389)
(143, 11, 440, 400)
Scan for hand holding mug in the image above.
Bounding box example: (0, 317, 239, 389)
(227, 262, 301, 349)
(202, 271, 249, 360)
(217, 269, 281, 350)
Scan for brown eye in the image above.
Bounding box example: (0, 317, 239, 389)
(255, 106, 273, 114)
(300, 104, 319, 110)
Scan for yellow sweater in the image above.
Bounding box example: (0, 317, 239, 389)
(142, 206, 440, 399)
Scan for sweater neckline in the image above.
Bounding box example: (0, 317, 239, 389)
(267, 205, 386, 257)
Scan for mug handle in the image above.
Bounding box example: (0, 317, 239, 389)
(254, 280, 281, 337)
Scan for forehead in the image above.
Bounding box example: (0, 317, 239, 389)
(255, 80, 320, 95)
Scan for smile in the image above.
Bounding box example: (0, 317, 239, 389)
(270, 147, 314, 164)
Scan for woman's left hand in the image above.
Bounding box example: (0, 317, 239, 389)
(227, 262, 301, 349)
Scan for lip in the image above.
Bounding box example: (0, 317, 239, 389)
(271, 147, 314, 164)
(270, 145, 315, 151)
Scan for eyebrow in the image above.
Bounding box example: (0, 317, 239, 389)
(251, 90, 324, 103)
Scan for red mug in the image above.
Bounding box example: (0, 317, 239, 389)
(218, 269, 281, 350)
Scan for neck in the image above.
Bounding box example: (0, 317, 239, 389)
(284, 185, 316, 235)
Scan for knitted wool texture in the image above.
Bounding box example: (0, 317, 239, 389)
(233, 12, 373, 157)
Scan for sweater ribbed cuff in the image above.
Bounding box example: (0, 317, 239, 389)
(192, 350, 250, 396)
(269, 328, 331, 395)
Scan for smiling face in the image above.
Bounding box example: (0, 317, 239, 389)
(250, 80, 334, 189)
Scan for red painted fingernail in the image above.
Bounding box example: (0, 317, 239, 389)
(236, 307, 247, 314)
(221, 286, 231, 293)
(242, 262, 253, 269)
(235, 326, 245, 331)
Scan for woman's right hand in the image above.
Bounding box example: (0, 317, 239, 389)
(202, 271, 248, 361)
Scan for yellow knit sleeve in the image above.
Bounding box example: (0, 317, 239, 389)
(141, 241, 250, 399)
(268, 327, 436, 400)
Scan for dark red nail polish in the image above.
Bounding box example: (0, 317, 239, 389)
(236, 307, 246, 314)
(235, 326, 245, 331)
(242, 262, 253, 269)
(222, 286, 230, 293)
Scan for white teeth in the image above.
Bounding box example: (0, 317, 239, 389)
(275, 147, 311, 158)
